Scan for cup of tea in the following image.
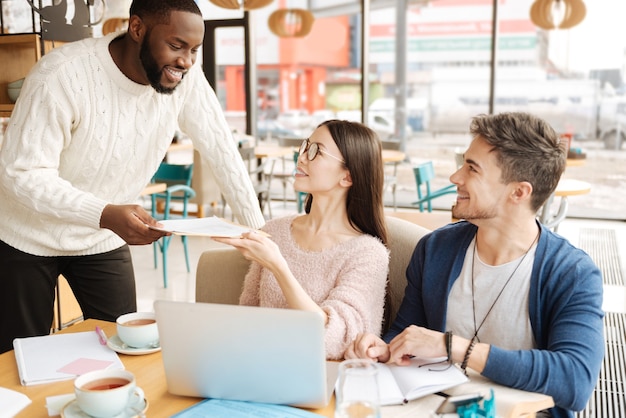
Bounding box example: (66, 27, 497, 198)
(116, 312, 159, 349)
(74, 369, 144, 417)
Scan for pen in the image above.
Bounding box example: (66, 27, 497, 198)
(95, 326, 108, 345)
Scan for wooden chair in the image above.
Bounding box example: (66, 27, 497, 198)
(189, 150, 222, 218)
(382, 140, 402, 211)
(151, 163, 196, 288)
(273, 137, 304, 206)
(222, 146, 276, 219)
(195, 216, 430, 334)
(412, 161, 456, 213)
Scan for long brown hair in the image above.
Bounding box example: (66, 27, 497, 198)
(304, 119, 388, 246)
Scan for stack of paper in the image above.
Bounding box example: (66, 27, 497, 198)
(0, 387, 31, 418)
(149, 216, 267, 237)
(172, 399, 322, 417)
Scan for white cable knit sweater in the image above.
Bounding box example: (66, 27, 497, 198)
(0, 32, 265, 256)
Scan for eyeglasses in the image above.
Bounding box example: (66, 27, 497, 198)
(299, 139, 345, 164)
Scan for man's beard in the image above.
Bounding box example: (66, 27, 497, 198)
(452, 202, 496, 222)
(139, 33, 180, 95)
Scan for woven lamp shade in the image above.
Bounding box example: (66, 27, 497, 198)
(529, 0, 586, 30)
(268, 8, 314, 37)
(209, 0, 273, 10)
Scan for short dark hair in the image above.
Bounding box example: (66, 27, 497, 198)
(470, 112, 567, 211)
(130, 0, 201, 25)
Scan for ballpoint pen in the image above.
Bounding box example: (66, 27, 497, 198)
(95, 326, 108, 346)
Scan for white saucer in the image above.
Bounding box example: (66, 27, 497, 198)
(106, 334, 161, 355)
(61, 397, 148, 418)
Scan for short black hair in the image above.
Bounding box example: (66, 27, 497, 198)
(129, 0, 201, 25)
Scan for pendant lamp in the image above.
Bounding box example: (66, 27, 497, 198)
(268, 8, 314, 38)
(529, 0, 586, 30)
(209, 0, 273, 11)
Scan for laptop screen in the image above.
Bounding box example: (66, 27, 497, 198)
(154, 300, 334, 408)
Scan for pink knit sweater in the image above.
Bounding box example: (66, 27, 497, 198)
(239, 215, 389, 360)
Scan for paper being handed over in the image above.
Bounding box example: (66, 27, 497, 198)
(149, 216, 268, 238)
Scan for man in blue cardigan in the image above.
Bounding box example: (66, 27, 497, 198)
(345, 112, 604, 418)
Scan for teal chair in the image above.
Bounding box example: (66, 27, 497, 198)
(412, 161, 456, 212)
(151, 163, 196, 288)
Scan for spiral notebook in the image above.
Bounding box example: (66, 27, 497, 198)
(13, 331, 123, 386)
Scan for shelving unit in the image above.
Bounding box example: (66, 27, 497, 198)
(0, 33, 61, 118)
(0, 33, 41, 117)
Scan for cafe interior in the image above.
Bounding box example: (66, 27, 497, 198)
(0, 0, 625, 416)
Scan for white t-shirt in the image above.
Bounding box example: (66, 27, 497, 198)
(446, 237, 537, 350)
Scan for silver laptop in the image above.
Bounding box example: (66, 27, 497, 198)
(154, 300, 337, 408)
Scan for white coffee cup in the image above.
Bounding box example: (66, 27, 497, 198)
(74, 369, 144, 418)
(116, 312, 159, 349)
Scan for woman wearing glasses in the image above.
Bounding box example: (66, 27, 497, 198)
(213, 119, 389, 360)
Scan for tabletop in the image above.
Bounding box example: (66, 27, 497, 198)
(1, 319, 553, 418)
(140, 183, 166, 196)
(382, 149, 406, 163)
(0, 320, 333, 418)
(566, 158, 586, 167)
(385, 210, 455, 231)
(253, 144, 294, 159)
(554, 178, 591, 197)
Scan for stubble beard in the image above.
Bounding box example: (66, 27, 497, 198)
(139, 32, 178, 95)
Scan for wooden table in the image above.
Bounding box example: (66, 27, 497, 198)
(386, 210, 456, 231)
(381, 150, 406, 210)
(538, 178, 591, 231)
(2, 319, 554, 418)
(566, 158, 586, 167)
(253, 144, 294, 159)
(0, 320, 334, 418)
(382, 149, 405, 163)
(140, 182, 167, 196)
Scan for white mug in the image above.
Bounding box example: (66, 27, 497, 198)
(116, 312, 159, 349)
(335, 359, 381, 418)
(74, 369, 144, 418)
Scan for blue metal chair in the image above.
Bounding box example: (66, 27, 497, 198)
(412, 161, 456, 212)
(150, 163, 196, 288)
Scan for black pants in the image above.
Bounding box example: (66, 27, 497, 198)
(0, 240, 137, 354)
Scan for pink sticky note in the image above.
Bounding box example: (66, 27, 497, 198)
(57, 358, 115, 375)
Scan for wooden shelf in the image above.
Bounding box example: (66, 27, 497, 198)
(0, 34, 62, 117)
(0, 103, 14, 118)
(0, 34, 42, 113)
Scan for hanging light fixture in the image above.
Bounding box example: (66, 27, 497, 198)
(209, 0, 273, 11)
(529, 0, 586, 30)
(268, 8, 314, 38)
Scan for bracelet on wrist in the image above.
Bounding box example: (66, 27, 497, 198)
(460, 336, 477, 376)
(445, 331, 453, 364)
